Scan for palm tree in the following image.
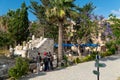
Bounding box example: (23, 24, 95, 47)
(30, 0, 79, 63)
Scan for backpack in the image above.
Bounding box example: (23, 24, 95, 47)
(43, 56, 48, 63)
(36, 55, 42, 62)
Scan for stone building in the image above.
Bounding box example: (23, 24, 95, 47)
(13, 35, 54, 59)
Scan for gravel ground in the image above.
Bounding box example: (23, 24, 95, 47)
(21, 54, 120, 80)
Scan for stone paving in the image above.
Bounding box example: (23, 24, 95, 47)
(21, 54, 120, 80)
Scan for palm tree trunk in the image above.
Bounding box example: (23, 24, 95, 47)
(58, 22, 63, 64)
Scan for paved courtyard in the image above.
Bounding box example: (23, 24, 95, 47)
(21, 54, 120, 80)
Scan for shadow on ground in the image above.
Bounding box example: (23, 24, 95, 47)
(20, 72, 46, 80)
(20, 66, 69, 80)
(100, 54, 120, 61)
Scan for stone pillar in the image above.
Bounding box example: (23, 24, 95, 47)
(32, 35, 35, 40)
(9, 45, 14, 57)
(22, 44, 28, 58)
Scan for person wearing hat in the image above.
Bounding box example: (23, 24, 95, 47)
(36, 52, 42, 74)
(43, 52, 49, 71)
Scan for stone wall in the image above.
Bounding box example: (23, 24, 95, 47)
(28, 38, 54, 59)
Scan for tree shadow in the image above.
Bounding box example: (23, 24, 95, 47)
(51, 66, 68, 72)
(20, 72, 46, 80)
(100, 54, 120, 61)
(20, 66, 68, 80)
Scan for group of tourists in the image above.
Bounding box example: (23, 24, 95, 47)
(36, 51, 54, 73)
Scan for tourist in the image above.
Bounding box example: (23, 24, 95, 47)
(43, 52, 49, 71)
(48, 52, 54, 70)
(36, 52, 42, 74)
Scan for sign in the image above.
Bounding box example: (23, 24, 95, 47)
(93, 54, 106, 80)
(95, 63, 106, 67)
(93, 70, 99, 75)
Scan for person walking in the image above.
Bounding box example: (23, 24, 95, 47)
(48, 52, 54, 70)
(43, 52, 49, 71)
(36, 52, 42, 74)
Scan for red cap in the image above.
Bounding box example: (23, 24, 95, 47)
(44, 52, 47, 56)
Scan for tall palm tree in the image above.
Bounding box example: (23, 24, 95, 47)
(30, 0, 79, 63)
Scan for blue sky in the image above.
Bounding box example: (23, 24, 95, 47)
(0, 0, 120, 21)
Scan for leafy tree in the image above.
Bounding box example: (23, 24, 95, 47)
(0, 32, 11, 47)
(109, 14, 120, 42)
(30, 0, 58, 42)
(7, 2, 29, 45)
(29, 21, 58, 41)
(0, 16, 8, 32)
(0, 16, 13, 48)
(74, 2, 96, 43)
(29, 22, 43, 38)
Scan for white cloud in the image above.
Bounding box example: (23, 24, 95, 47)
(111, 9, 120, 18)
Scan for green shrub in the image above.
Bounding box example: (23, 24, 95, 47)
(73, 57, 81, 64)
(90, 51, 97, 59)
(105, 41, 116, 56)
(100, 52, 107, 57)
(108, 45, 116, 54)
(106, 41, 113, 49)
(82, 55, 92, 62)
(8, 57, 29, 79)
(63, 55, 68, 62)
(101, 51, 113, 57)
(106, 51, 113, 56)
(61, 55, 68, 67)
(76, 57, 81, 63)
(82, 52, 97, 62)
(116, 40, 120, 45)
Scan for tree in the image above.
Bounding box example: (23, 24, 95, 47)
(74, 2, 96, 43)
(7, 2, 29, 45)
(0, 31, 10, 48)
(29, 21, 58, 41)
(0, 16, 13, 48)
(0, 16, 8, 32)
(108, 14, 120, 44)
(29, 22, 43, 38)
(30, 0, 59, 42)
(30, 0, 79, 63)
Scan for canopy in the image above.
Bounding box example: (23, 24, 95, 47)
(80, 43, 99, 47)
(54, 43, 99, 47)
(54, 43, 74, 47)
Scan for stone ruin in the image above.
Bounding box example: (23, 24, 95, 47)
(9, 35, 54, 59)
